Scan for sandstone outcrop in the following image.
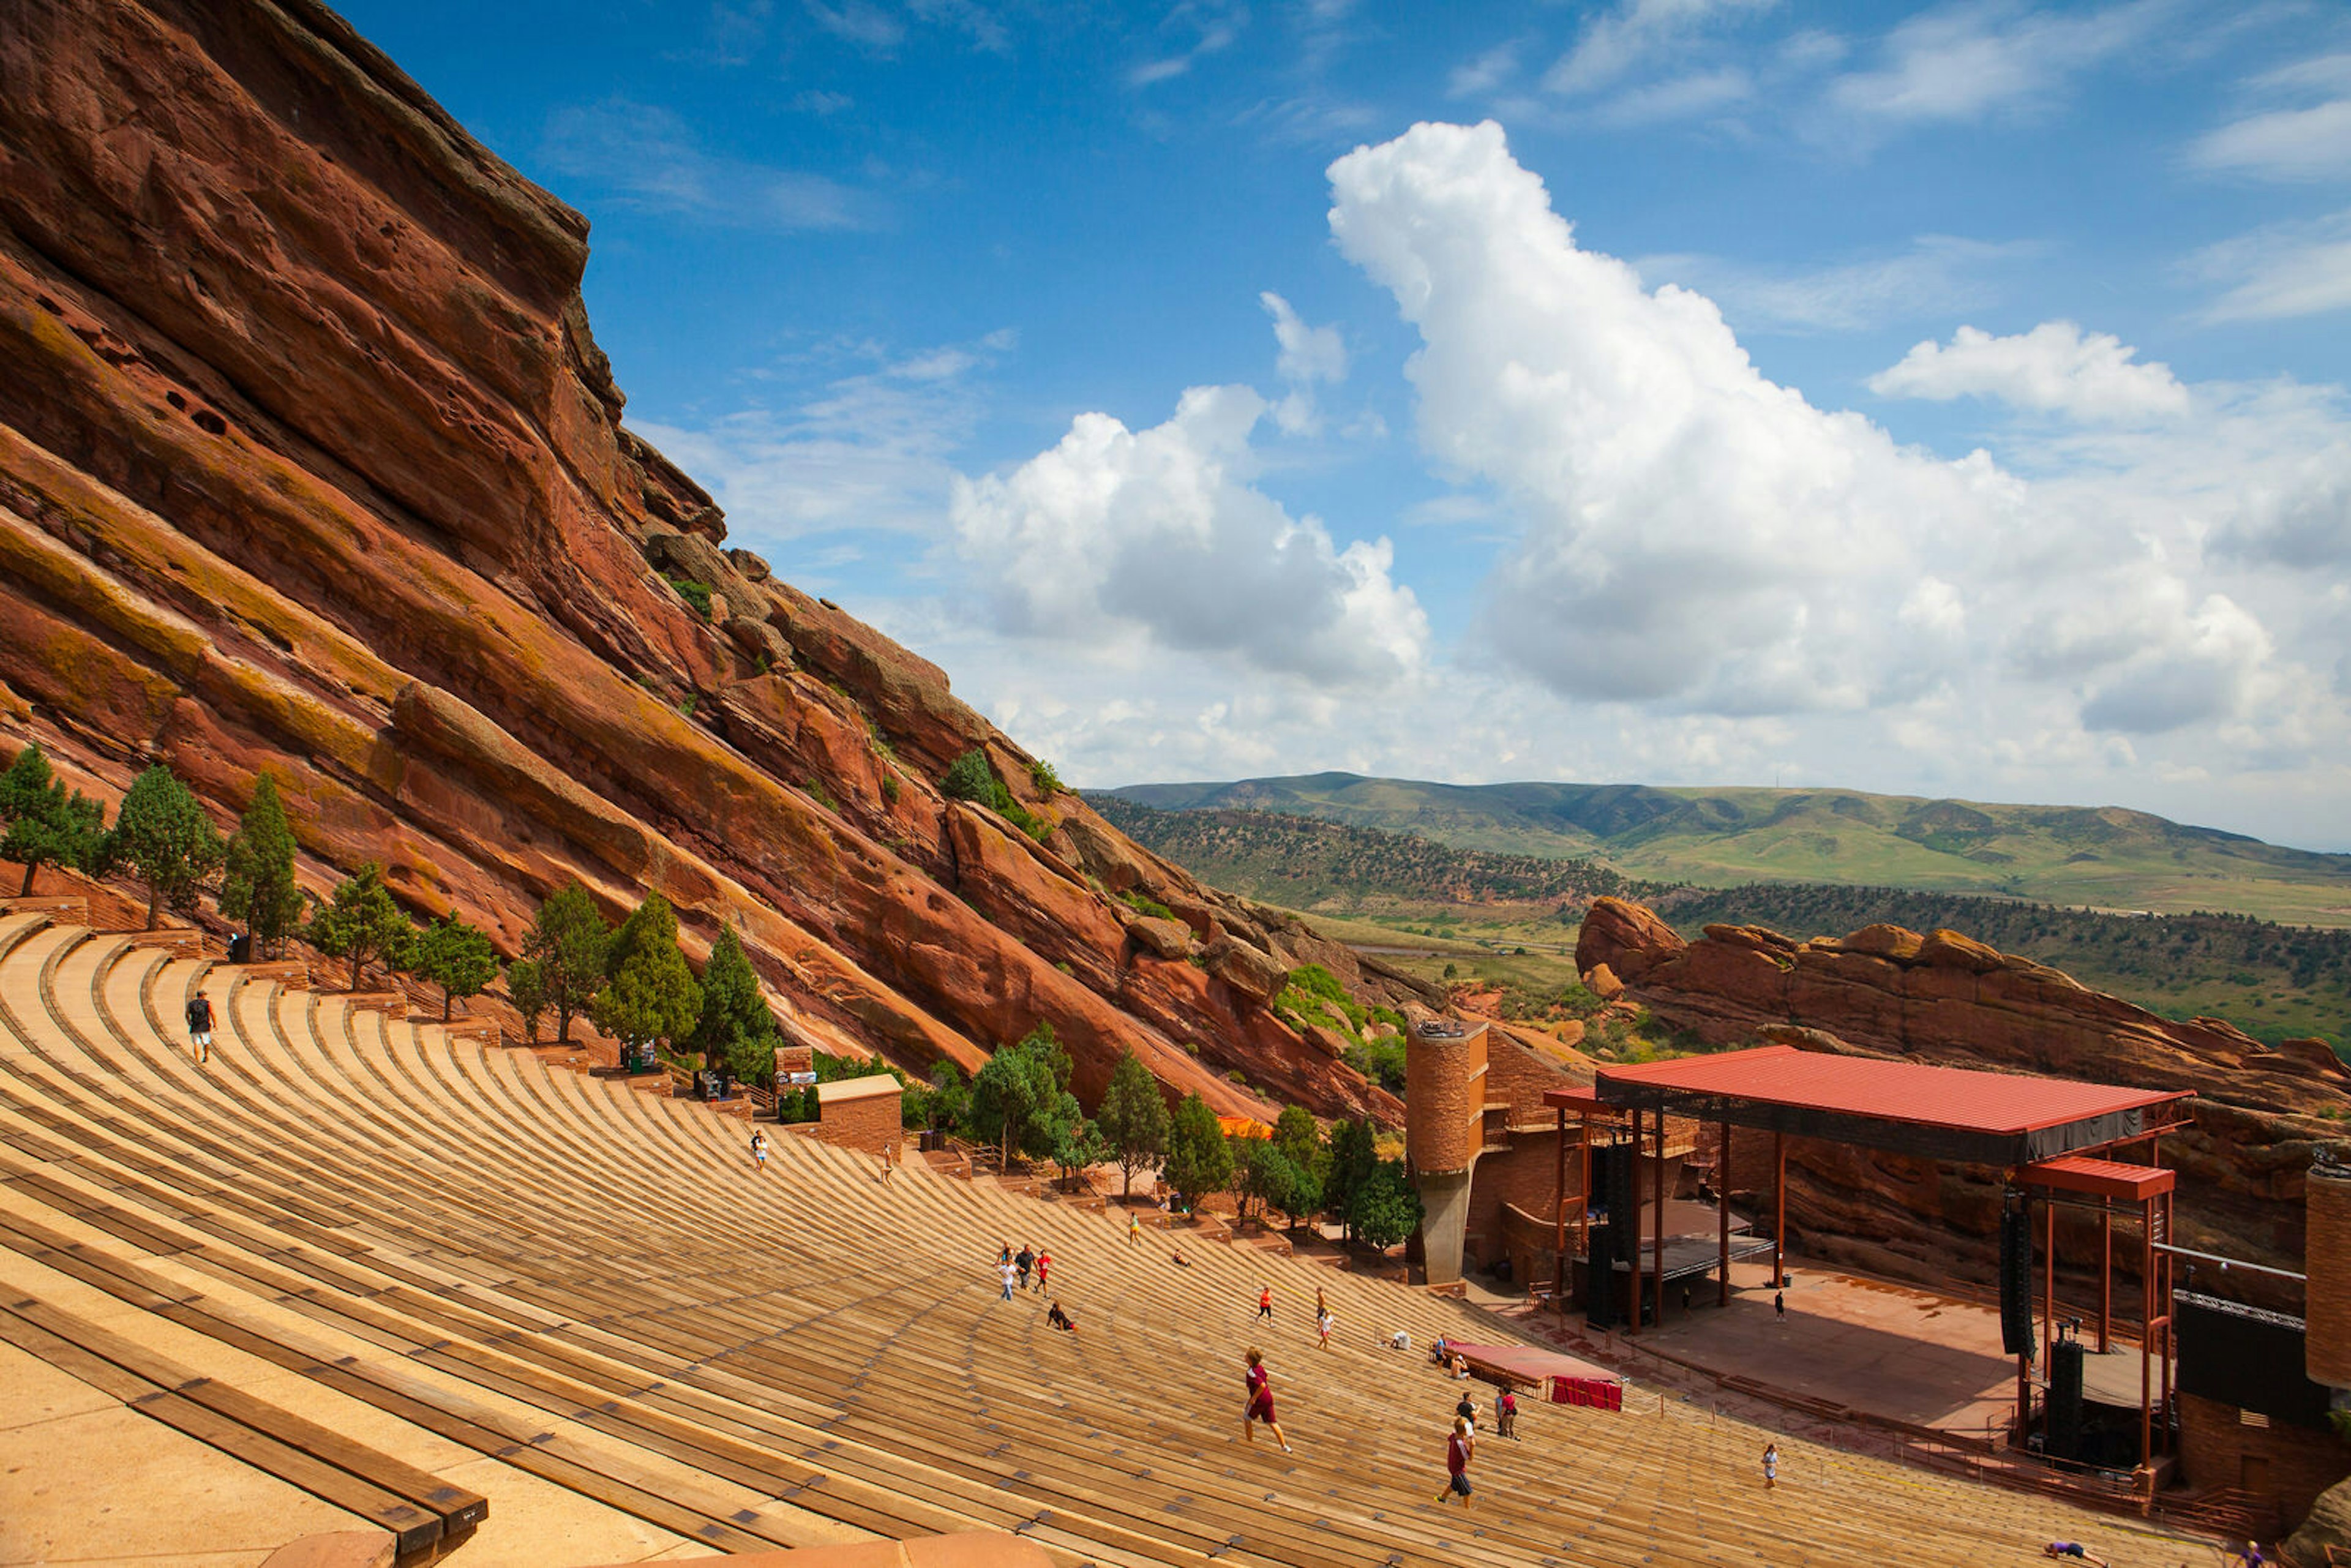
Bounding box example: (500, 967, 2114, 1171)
(0, 0, 1425, 1128)
(1579, 898, 2350, 1294)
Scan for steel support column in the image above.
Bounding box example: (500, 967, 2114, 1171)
(1772, 1130, 1785, 1289)
(1717, 1113, 1731, 1308)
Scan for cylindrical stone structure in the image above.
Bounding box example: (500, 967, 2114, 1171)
(1405, 1019, 1480, 1177)
(2308, 1152, 2351, 1389)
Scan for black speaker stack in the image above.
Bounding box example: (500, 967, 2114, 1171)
(1584, 1223, 1617, 1329)
(2048, 1335, 2085, 1460)
(1998, 1204, 2034, 1360)
(1603, 1142, 1637, 1261)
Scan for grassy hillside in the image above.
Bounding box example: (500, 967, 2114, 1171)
(1108, 773, 2351, 925)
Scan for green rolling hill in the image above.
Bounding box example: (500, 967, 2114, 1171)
(1104, 773, 2351, 926)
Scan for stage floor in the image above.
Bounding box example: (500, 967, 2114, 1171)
(1624, 1257, 2152, 1439)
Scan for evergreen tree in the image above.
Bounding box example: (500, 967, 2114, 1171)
(1046, 1091, 1105, 1190)
(913, 1060, 970, 1133)
(307, 863, 417, 991)
(506, 957, 547, 1043)
(0, 744, 106, 898)
(411, 913, 500, 1021)
(1095, 1048, 1172, 1198)
(965, 1022, 1071, 1170)
(104, 765, 223, 929)
(1272, 1105, 1326, 1191)
(592, 893, 702, 1060)
(522, 882, 610, 1045)
(1350, 1158, 1424, 1251)
(1322, 1118, 1378, 1242)
(687, 925, 775, 1082)
(1162, 1092, 1232, 1209)
(219, 774, 304, 955)
(1235, 1138, 1312, 1228)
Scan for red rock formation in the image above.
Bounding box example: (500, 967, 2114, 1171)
(0, 0, 1417, 1127)
(1579, 898, 2348, 1292)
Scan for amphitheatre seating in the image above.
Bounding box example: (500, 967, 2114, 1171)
(0, 909, 2218, 1567)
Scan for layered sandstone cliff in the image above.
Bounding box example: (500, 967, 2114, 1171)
(1577, 898, 2349, 1293)
(0, 0, 1418, 1122)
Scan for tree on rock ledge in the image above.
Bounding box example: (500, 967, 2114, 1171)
(0, 743, 107, 898)
(688, 924, 776, 1083)
(522, 883, 610, 1045)
(308, 863, 416, 992)
(219, 774, 304, 956)
(594, 893, 701, 1065)
(104, 765, 223, 930)
(1163, 1091, 1232, 1210)
(413, 913, 500, 1021)
(1095, 1048, 1171, 1199)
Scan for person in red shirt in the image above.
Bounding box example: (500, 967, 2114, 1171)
(1256, 1285, 1273, 1322)
(1034, 1249, 1051, 1294)
(1240, 1348, 1291, 1453)
(1433, 1417, 1474, 1507)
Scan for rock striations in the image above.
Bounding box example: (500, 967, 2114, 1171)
(1578, 897, 2350, 1292)
(0, 0, 1416, 1123)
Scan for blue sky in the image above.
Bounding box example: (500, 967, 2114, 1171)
(338, 0, 2351, 849)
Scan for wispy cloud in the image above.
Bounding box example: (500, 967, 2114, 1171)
(1446, 40, 1523, 99)
(2191, 52, 2351, 181)
(1637, 235, 2041, 334)
(1128, 4, 1244, 88)
(541, 100, 879, 230)
(1827, 1, 2161, 125)
(1544, 0, 1779, 97)
(804, 0, 905, 50)
(2189, 209, 2351, 323)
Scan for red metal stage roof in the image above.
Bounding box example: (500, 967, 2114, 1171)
(2018, 1155, 2176, 1201)
(1588, 1045, 2191, 1166)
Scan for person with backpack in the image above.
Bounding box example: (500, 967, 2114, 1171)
(186, 991, 215, 1065)
(1496, 1386, 1519, 1439)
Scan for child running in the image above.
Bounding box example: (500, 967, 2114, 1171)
(1240, 1348, 1291, 1453)
(1433, 1417, 1474, 1508)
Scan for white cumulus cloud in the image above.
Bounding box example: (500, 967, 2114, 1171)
(1325, 119, 2027, 715)
(1869, 322, 2190, 424)
(1260, 291, 1348, 433)
(948, 385, 1428, 686)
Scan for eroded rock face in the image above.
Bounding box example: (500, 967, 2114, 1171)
(1580, 898, 2350, 1290)
(0, 0, 1424, 1126)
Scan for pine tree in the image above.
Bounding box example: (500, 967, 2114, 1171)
(0, 744, 106, 898)
(1351, 1158, 1424, 1251)
(593, 893, 702, 1061)
(687, 925, 775, 1082)
(105, 765, 223, 929)
(506, 958, 547, 1043)
(966, 1022, 1071, 1171)
(412, 913, 500, 1021)
(1322, 1118, 1378, 1242)
(522, 883, 610, 1045)
(1095, 1048, 1172, 1198)
(307, 863, 416, 992)
(1162, 1092, 1233, 1209)
(219, 774, 304, 955)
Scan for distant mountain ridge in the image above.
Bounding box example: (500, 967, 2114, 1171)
(1104, 772, 2351, 925)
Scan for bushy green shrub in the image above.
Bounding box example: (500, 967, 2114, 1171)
(940, 749, 1049, 840)
(1027, 757, 1065, 795)
(1119, 889, 1177, 921)
(667, 577, 713, 620)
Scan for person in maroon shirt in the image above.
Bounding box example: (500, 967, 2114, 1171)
(1433, 1416, 1474, 1507)
(1240, 1348, 1291, 1453)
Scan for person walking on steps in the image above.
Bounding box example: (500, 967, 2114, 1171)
(1433, 1417, 1474, 1509)
(1316, 1308, 1335, 1351)
(1496, 1387, 1519, 1439)
(749, 1130, 768, 1174)
(186, 991, 214, 1064)
(1034, 1248, 1051, 1295)
(1240, 1348, 1291, 1453)
(1774, 1288, 1787, 1324)
(1257, 1285, 1273, 1323)
(1761, 1442, 1778, 1490)
(879, 1142, 894, 1184)
(1128, 1212, 1143, 1247)
(999, 1258, 1018, 1301)
(1016, 1244, 1035, 1292)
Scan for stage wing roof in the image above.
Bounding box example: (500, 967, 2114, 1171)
(1585, 1045, 2192, 1167)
